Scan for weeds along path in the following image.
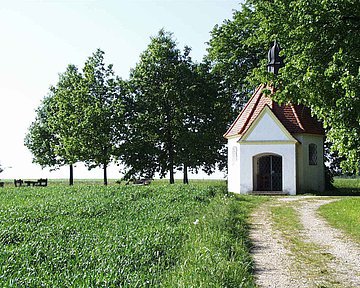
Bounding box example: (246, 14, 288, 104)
(250, 197, 360, 288)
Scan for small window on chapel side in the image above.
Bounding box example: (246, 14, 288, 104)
(309, 143, 317, 165)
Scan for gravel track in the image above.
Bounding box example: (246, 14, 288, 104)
(250, 197, 360, 288)
(250, 203, 307, 288)
(297, 199, 360, 287)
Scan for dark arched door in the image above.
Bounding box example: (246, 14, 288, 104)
(256, 155, 282, 191)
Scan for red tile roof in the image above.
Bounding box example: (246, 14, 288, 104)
(224, 84, 325, 138)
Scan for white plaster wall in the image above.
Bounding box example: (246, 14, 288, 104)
(239, 143, 297, 195)
(294, 134, 325, 193)
(246, 113, 289, 141)
(227, 137, 241, 193)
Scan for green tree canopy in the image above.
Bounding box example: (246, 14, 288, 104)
(79, 49, 126, 185)
(25, 64, 83, 184)
(207, 4, 266, 111)
(208, 0, 360, 173)
(123, 30, 185, 183)
(175, 60, 230, 183)
(123, 30, 231, 183)
(25, 50, 126, 185)
(25, 92, 64, 170)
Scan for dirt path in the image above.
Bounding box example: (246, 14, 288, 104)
(297, 199, 360, 287)
(250, 203, 307, 287)
(250, 197, 360, 288)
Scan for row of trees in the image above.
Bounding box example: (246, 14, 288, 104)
(26, 0, 359, 184)
(25, 30, 230, 185)
(25, 50, 123, 185)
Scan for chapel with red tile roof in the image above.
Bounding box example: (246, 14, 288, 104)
(225, 42, 325, 195)
(224, 84, 325, 138)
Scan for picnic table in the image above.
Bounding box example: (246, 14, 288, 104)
(125, 178, 152, 185)
(14, 178, 48, 187)
(14, 179, 23, 187)
(24, 180, 38, 187)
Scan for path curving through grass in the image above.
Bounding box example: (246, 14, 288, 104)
(297, 199, 360, 287)
(250, 196, 360, 288)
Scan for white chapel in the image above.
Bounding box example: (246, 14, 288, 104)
(224, 42, 325, 195)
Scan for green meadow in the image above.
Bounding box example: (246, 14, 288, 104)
(319, 178, 360, 244)
(1, 178, 359, 286)
(0, 181, 264, 287)
(319, 197, 360, 244)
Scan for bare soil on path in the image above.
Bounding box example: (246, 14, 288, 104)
(250, 196, 360, 288)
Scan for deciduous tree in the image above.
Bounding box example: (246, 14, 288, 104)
(24, 94, 66, 179)
(25, 65, 82, 185)
(208, 0, 360, 173)
(176, 60, 230, 183)
(124, 30, 231, 183)
(80, 49, 125, 185)
(26, 51, 126, 185)
(207, 4, 266, 111)
(124, 30, 182, 183)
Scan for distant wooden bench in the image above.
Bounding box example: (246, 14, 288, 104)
(24, 180, 37, 187)
(15, 179, 48, 187)
(35, 178, 48, 187)
(14, 179, 24, 187)
(125, 178, 152, 186)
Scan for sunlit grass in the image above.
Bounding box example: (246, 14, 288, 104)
(334, 177, 360, 189)
(319, 198, 360, 244)
(319, 178, 360, 243)
(0, 178, 226, 187)
(163, 194, 264, 287)
(0, 181, 263, 286)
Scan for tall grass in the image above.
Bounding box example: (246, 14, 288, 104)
(163, 194, 263, 287)
(0, 182, 262, 287)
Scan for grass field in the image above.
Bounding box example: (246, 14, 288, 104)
(0, 181, 264, 287)
(318, 177, 360, 244)
(319, 197, 360, 244)
(322, 177, 360, 196)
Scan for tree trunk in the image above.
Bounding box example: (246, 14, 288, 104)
(183, 163, 189, 184)
(103, 162, 108, 186)
(69, 164, 74, 186)
(165, 106, 175, 184)
(169, 150, 175, 184)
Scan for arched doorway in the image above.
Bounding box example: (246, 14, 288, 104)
(254, 154, 282, 191)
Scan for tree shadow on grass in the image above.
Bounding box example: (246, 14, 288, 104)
(313, 187, 360, 197)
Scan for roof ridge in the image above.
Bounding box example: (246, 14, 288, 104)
(224, 84, 325, 138)
(290, 104, 305, 131)
(223, 84, 265, 138)
(238, 86, 265, 135)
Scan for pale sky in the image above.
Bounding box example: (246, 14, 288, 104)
(0, 0, 241, 180)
